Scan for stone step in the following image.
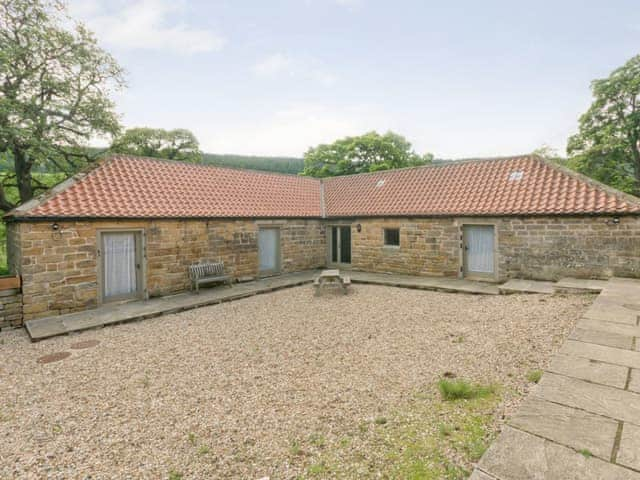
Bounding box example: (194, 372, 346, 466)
(554, 277, 608, 294)
(498, 279, 555, 294)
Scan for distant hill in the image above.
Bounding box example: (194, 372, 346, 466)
(201, 153, 304, 174)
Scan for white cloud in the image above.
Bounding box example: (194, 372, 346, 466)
(200, 103, 383, 157)
(252, 53, 337, 87)
(252, 53, 295, 78)
(69, 0, 225, 54)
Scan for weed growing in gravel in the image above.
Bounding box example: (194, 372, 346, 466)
(307, 461, 328, 476)
(527, 370, 543, 383)
(374, 416, 388, 425)
(168, 469, 183, 480)
(197, 445, 211, 456)
(298, 384, 500, 478)
(309, 433, 326, 449)
(289, 440, 303, 456)
(579, 449, 593, 458)
(438, 379, 495, 400)
(187, 432, 197, 446)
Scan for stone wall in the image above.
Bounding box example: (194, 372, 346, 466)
(0, 288, 22, 330)
(350, 218, 460, 276)
(348, 215, 640, 281)
(496, 215, 640, 280)
(9, 218, 326, 321)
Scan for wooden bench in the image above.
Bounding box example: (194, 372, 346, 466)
(189, 262, 232, 292)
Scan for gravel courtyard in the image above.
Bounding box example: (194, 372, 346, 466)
(0, 284, 592, 479)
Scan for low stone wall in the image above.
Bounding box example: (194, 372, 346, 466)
(0, 287, 23, 330)
(8, 218, 326, 322)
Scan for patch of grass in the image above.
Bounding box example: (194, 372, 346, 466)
(168, 470, 183, 480)
(374, 416, 388, 425)
(438, 379, 496, 401)
(187, 432, 197, 446)
(579, 448, 593, 458)
(307, 461, 328, 476)
(197, 445, 211, 456)
(289, 440, 303, 456)
(52, 424, 63, 434)
(438, 423, 454, 437)
(309, 433, 326, 449)
(299, 382, 500, 478)
(527, 370, 543, 383)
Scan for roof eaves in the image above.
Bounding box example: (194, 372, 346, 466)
(534, 155, 640, 207)
(3, 156, 114, 220)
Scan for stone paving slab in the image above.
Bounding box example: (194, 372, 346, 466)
(555, 277, 607, 293)
(576, 318, 640, 338)
(509, 396, 618, 459)
(474, 277, 640, 479)
(547, 354, 629, 389)
(347, 271, 501, 294)
(469, 470, 498, 480)
(498, 278, 555, 294)
(477, 426, 640, 480)
(629, 369, 640, 394)
(618, 423, 640, 471)
(25, 270, 502, 341)
(569, 327, 635, 350)
(25, 270, 320, 341)
(536, 372, 640, 426)
(560, 340, 640, 370)
(585, 300, 640, 325)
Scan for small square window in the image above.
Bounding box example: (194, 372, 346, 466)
(384, 228, 400, 246)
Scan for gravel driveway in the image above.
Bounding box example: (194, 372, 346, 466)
(0, 284, 592, 479)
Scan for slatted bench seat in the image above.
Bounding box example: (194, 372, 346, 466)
(189, 262, 232, 292)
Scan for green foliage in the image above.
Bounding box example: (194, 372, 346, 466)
(302, 131, 433, 177)
(438, 379, 496, 401)
(168, 470, 183, 480)
(567, 54, 640, 195)
(201, 153, 303, 174)
(0, 0, 124, 210)
(579, 449, 593, 459)
(111, 128, 202, 163)
(295, 384, 500, 479)
(526, 370, 543, 384)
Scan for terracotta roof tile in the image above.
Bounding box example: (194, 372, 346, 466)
(323, 155, 640, 217)
(20, 155, 321, 218)
(9, 154, 640, 220)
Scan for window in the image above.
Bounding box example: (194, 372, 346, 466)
(384, 228, 400, 246)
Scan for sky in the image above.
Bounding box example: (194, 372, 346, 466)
(69, 0, 640, 159)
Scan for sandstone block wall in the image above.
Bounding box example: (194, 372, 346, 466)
(0, 288, 23, 330)
(348, 215, 640, 281)
(8, 218, 326, 321)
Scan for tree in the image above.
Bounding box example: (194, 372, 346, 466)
(0, 0, 125, 211)
(111, 127, 202, 163)
(302, 131, 433, 177)
(567, 54, 640, 195)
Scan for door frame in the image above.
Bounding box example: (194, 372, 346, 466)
(458, 220, 499, 281)
(326, 223, 352, 268)
(97, 229, 147, 305)
(257, 226, 281, 277)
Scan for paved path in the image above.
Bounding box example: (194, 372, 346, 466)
(348, 270, 500, 294)
(24, 270, 500, 341)
(472, 277, 640, 480)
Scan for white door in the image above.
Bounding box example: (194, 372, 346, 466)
(463, 225, 495, 277)
(102, 232, 140, 301)
(258, 228, 280, 275)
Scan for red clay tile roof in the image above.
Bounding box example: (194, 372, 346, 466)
(16, 155, 321, 218)
(8, 154, 640, 220)
(323, 155, 640, 217)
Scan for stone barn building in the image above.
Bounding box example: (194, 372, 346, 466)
(4, 154, 640, 322)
